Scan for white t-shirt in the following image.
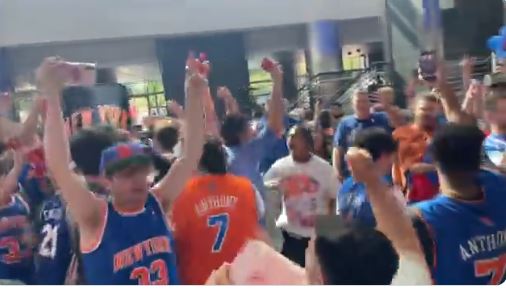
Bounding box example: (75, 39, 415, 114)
(391, 253, 432, 285)
(264, 155, 340, 238)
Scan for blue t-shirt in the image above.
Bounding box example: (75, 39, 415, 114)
(337, 177, 376, 228)
(226, 127, 279, 198)
(337, 176, 393, 228)
(482, 133, 506, 167)
(333, 112, 392, 178)
(258, 116, 299, 174)
(414, 170, 506, 285)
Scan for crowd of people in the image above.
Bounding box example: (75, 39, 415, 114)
(0, 52, 505, 286)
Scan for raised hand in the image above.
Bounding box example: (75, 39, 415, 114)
(461, 55, 476, 74)
(152, 53, 206, 212)
(36, 57, 71, 97)
(205, 263, 232, 285)
(261, 58, 283, 81)
(465, 81, 484, 104)
(345, 147, 379, 184)
(217, 86, 232, 100)
(185, 54, 209, 96)
(435, 59, 448, 88)
(167, 100, 184, 118)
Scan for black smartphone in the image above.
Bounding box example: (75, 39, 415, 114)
(418, 51, 437, 82)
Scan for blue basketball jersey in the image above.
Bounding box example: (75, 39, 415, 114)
(34, 194, 72, 284)
(415, 170, 506, 285)
(337, 177, 376, 228)
(0, 195, 34, 284)
(81, 194, 179, 285)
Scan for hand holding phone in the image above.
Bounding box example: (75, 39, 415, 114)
(418, 51, 437, 82)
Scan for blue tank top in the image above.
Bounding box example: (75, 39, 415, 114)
(415, 170, 506, 285)
(34, 194, 72, 284)
(81, 194, 179, 285)
(0, 195, 34, 284)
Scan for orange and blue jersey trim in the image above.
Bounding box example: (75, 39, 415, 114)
(81, 199, 108, 254)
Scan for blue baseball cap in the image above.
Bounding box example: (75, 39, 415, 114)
(99, 142, 153, 176)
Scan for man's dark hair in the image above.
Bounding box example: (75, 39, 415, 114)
(221, 114, 249, 147)
(315, 225, 399, 285)
(70, 125, 127, 176)
(352, 128, 397, 161)
(96, 68, 118, 84)
(252, 110, 264, 119)
(331, 101, 342, 108)
(303, 109, 314, 121)
(430, 123, 485, 174)
(289, 125, 315, 152)
(154, 126, 179, 153)
(199, 137, 227, 174)
(151, 153, 172, 184)
(318, 110, 332, 129)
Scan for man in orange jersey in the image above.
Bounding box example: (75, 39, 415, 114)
(171, 138, 265, 285)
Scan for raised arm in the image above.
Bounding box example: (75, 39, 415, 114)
(0, 150, 24, 203)
(217, 86, 240, 115)
(461, 56, 474, 94)
(16, 96, 45, 147)
(37, 57, 104, 232)
(203, 87, 220, 136)
(263, 58, 284, 135)
(167, 100, 185, 119)
(346, 147, 427, 263)
(313, 99, 322, 126)
(153, 56, 205, 212)
(436, 62, 476, 125)
(197, 61, 220, 137)
(383, 103, 406, 128)
(461, 85, 476, 116)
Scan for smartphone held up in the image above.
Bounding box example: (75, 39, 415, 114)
(64, 62, 97, 86)
(418, 51, 437, 82)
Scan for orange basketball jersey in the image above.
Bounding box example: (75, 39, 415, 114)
(171, 174, 259, 285)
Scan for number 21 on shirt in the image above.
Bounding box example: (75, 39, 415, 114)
(207, 213, 229, 253)
(39, 224, 59, 259)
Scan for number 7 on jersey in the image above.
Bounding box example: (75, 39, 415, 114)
(207, 213, 229, 253)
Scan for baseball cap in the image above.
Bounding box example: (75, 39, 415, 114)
(99, 142, 153, 176)
(484, 72, 506, 87)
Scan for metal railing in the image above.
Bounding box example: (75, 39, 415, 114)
(445, 57, 491, 98)
(288, 62, 391, 113)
